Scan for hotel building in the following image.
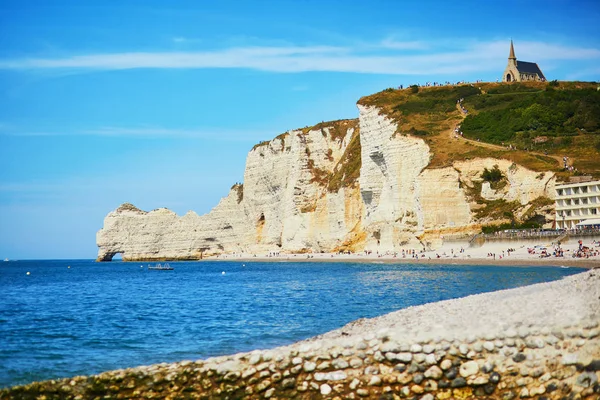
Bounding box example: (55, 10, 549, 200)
(555, 179, 600, 229)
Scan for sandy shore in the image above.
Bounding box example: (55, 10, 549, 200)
(206, 236, 600, 268)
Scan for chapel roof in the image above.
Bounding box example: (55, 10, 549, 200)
(516, 60, 546, 80)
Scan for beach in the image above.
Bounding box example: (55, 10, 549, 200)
(208, 235, 600, 269)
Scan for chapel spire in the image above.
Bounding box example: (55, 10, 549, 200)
(508, 39, 516, 60)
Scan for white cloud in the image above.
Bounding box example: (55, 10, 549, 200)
(0, 125, 276, 141)
(0, 39, 597, 76)
(379, 38, 427, 50)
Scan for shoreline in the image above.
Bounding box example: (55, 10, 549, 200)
(200, 236, 600, 269)
(201, 255, 600, 268)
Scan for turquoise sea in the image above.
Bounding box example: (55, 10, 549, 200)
(0, 259, 584, 388)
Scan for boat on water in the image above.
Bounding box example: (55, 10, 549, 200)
(148, 263, 174, 270)
(3, 258, 8, 262)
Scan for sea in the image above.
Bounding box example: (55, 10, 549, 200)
(0, 259, 584, 389)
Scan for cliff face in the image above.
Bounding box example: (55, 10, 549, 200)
(97, 121, 364, 261)
(97, 108, 556, 261)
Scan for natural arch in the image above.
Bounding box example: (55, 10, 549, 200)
(97, 251, 122, 262)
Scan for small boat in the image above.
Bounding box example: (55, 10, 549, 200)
(148, 263, 174, 271)
(3, 258, 8, 262)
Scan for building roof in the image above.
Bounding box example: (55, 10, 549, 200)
(576, 218, 600, 227)
(556, 179, 600, 189)
(516, 61, 546, 80)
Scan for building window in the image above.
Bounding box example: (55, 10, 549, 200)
(582, 187, 588, 193)
(557, 189, 564, 196)
(592, 209, 598, 215)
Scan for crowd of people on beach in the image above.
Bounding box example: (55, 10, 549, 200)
(212, 236, 600, 263)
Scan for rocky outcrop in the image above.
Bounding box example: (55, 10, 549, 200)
(97, 107, 557, 261)
(97, 121, 364, 261)
(4, 269, 599, 399)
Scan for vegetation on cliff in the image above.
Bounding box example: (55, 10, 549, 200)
(359, 81, 600, 178)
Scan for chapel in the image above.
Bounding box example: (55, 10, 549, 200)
(502, 40, 546, 82)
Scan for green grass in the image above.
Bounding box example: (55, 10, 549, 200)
(359, 81, 600, 178)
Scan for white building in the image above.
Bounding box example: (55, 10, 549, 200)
(555, 179, 600, 229)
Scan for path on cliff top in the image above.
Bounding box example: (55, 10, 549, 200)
(451, 103, 565, 168)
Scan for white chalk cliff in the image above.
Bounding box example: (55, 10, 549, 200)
(97, 107, 556, 261)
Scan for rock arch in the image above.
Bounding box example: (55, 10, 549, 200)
(96, 251, 122, 262)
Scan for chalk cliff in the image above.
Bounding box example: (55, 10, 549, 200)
(97, 106, 556, 261)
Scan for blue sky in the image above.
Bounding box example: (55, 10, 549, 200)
(1, 0, 599, 259)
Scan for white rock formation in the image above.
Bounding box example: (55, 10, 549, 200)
(97, 108, 557, 261)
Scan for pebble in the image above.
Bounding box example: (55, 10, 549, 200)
(314, 371, 347, 381)
(424, 366, 443, 379)
(364, 366, 379, 375)
(331, 358, 349, 369)
(422, 344, 435, 354)
(349, 358, 363, 368)
(424, 380, 437, 391)
(397, 352, 412, 363)
(320, 384, 332, 395)
(481, 361, 494, 373)
(368, 376, 381, 386)
(576, 371, 598, 387)
(355, 341, 368, 350)
(411, 384, 424, 394)
(459, 361, 479, 377)
(451, 377, 467, 388)
(562, 353, 578, 365)
(440, 359, 452, 370)
(303, 362, 316, 372)
(483, 341, 495, 352)
(459, 344, 469, 355)
(414, 353, 426, 363)
(517, 327, 529, 338)
(445, 367, 458, 379)
(413, 373, 424, 384)
(421, 394, 435, 400)
(425, 353, 437, 365)
(526, 337, 545, 349)
(529, 385, 545, 396)
(248, 353, 261, 365)
(505, 328, 517, 338)
(410, 344, 423, 353)
(472, 375, 490, 385)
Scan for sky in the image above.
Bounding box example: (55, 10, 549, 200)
(1, 0, 599, 259)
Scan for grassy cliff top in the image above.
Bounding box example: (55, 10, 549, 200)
(359, 81, 600, 179)
(251, 118, 358, 152)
